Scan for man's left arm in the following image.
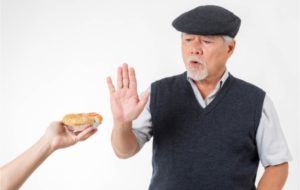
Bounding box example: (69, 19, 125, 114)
(257, 162, 288, 190)
(256, 95, 292, 190)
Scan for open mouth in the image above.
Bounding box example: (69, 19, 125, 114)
(190, 60, 203, 65)
(187, 56, 205, 65)
(190, 60, 199, 64)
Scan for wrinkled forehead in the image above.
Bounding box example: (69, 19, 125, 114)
(181, 33, 223, 40)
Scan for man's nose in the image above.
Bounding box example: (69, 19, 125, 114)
(190, 45, 203, 55)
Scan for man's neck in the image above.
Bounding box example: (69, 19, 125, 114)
(193, 68, 226, 100)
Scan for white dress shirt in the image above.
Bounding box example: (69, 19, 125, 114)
(132, 70, 292, 167)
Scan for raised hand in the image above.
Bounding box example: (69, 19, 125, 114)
(107, 63, 149, 124)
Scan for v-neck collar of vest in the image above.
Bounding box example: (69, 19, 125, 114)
(183, 72, 235, 114)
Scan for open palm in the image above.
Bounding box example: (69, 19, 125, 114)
(107, 64, 149, 124)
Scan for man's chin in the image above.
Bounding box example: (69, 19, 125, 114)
(187, 72, 207, 81)
(187, 71, 208, 81)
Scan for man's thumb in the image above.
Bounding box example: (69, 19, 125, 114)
(137, 91, 150, 112)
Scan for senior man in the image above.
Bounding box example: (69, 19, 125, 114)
(107, 5, 292, 190)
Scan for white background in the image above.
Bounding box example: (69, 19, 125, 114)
(0, 0, 299, 189)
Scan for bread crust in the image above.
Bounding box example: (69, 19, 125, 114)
(62, 112, 102, 131)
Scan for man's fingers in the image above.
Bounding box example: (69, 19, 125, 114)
(122, 63, 129, 88)
(129, 67, 137, 90)
(106, 76, 116, 94)
(137, 91, 150, 112)
(76, 126, 98, 142)
(117, 67, 123, 89)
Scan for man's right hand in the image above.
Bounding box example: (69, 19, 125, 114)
(107, 63, 149, 125)
(107, 63, 149, 158)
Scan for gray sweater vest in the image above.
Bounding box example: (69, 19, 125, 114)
(148, 72, 265, 190)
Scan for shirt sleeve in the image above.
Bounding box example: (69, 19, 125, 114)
(132, 87, 153, 149)
(256, 94, 293, 167)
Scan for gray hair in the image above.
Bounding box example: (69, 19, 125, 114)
(222, 35, 234, 43)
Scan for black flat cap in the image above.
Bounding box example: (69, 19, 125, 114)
(172, 5, 241, 38)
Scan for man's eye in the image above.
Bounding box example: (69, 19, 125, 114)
(185, 39, 192, 42)
(203, 40, 212, 44)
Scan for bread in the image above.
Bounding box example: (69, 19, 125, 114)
(62, 112, 102, 132)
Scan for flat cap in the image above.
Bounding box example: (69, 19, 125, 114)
(172, 5, 241, 38)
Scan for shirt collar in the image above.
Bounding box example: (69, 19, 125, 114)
(186, 69, 230, 107)
(219, 69, 229, 88)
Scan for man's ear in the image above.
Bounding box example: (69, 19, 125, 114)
(227, 40, 236, 55)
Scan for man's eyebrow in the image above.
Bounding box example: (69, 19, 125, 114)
(202, 35, 219, 40)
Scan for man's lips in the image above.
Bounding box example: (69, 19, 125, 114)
(189, 60, 203, 66)
(190, 60, 199, 64)
(187, 56, 205, 65)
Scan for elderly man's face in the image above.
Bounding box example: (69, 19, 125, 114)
(181, 33, 235, 81)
